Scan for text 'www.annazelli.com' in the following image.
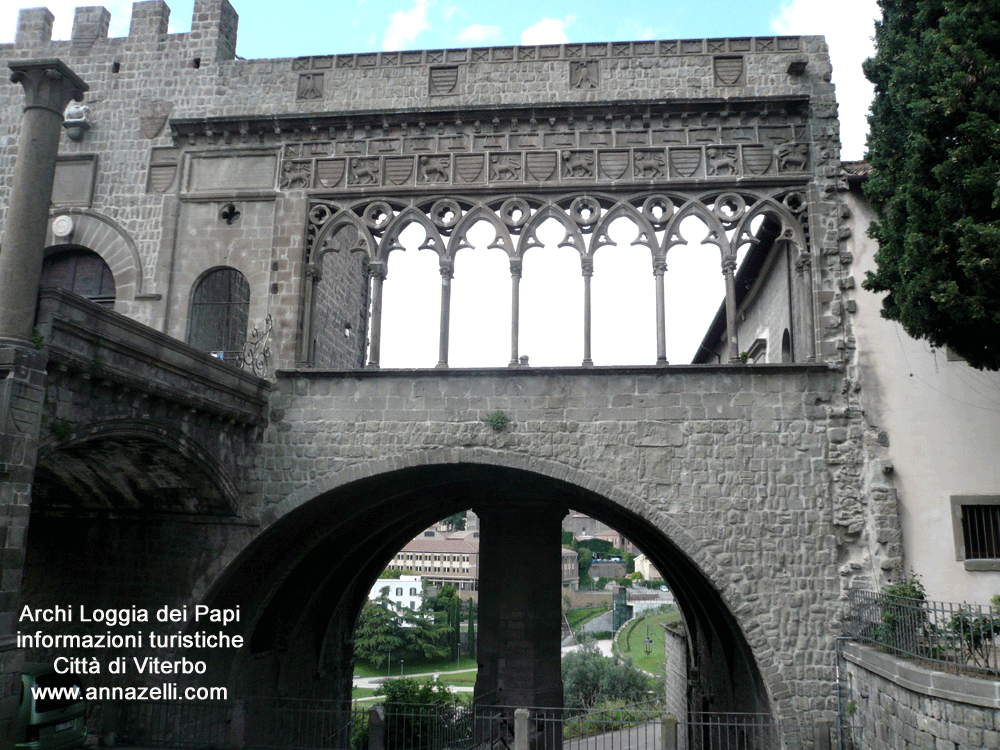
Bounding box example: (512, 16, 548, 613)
(32, 684, 228, 701)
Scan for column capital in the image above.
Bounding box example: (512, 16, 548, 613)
(509, 258, 522, 277)
(8, 59, 88, 116)
(439, 259, 454, 279)
(304, 263, 322, 281)
(580, 257, 594, 276)
(368, 261, 387, 280)
(721, 257, 737, 275)
(652, 258, 667, 275)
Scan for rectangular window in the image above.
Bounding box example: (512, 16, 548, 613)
(952, 496, 1000, 570)
(964, 505, 1000, 558)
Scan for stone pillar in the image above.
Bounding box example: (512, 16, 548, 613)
(474, 502, 565, 711)
(366, 262, 386, 368)
(299, 262, 321, 365)
(0, 60, 88, 343)
(653, 259, 668, 364)
(795, 253, 817, 362)
(509, 259, 521, 367)
(0, 345, 49, 739)
(722, 257, 739, 363)
(581, 257, 593, 366)
(436, 260, 453, 368)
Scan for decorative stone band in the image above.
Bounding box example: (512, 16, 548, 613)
(170, 97, 818, 194)
(291, 36, 806, 73)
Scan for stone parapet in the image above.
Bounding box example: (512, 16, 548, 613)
(841, 641, 1000, 748)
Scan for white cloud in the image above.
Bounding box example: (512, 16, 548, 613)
(771, 0, 880, 161)
(382, 0, 431, 51)
(456, 23, 501, 45)
(520, 15, 575, 46)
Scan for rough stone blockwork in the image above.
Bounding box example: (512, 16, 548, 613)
(0, 0, 907, 728)
(842, 643, 1000, 750)
(267, 365, 849, 720)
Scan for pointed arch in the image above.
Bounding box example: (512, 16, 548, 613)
(379, 206, 446, 261)
(516, 203, 586, 258)
(447, 204, 515, 259)
(311, 210, 375, 264)
(588, 200, 658, 256)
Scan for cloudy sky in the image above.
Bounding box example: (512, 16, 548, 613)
(1, 0, 881, 367)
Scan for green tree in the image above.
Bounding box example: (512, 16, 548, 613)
(354, 597, 405, 668)
(862, 0, 1000, 370)
(577, 549, 593, 588)
(562, 642, 660, 710)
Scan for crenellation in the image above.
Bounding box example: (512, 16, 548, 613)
(14, 7, 54, 46)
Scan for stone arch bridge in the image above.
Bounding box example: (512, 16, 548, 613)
(0, 20, 898, 744)
(24, 289, 853, 729)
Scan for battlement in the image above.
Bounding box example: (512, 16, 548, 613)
(9, 1, 815, 72)
(11, 0, 238, 61)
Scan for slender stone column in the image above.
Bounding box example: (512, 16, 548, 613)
(366, 262, 387, 368)
(723, 257, 739, 362)
(474, 502, 565, 713)
(509, 259, 521, 366)
(581, 257, 593, 366)
(299, 262, 321, 365)
(795, 253, 817, 362)
(0, 60, 88, 342)
(436, 260, 453, 368)
(653, 258, 668, 364)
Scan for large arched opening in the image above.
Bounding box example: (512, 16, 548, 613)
(202, 461, 775, 720)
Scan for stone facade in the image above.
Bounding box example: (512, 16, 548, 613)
(0, 0, 891, 740)
(841, 643, 1000, 750)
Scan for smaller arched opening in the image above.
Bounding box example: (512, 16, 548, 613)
(41, 246, 116, 308)
(187, 267, 250, 363)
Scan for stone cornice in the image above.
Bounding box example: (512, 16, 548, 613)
(169, 95, 812, 140)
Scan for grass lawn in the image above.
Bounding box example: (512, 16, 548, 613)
(617, 610, 683, 674)
(566, 606, 608, 632)
(354, 655, 478, 679)
(352, 687, 377, 701)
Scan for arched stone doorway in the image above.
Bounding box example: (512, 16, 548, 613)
(203, 460, 776, 720)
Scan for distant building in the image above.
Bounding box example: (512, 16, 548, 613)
(368, 574, 423, 615)
(386, 532, 480, 596)
(561, 548, 579, 590)
(634, 553, 664, 582)
(589, 560, 627, 579)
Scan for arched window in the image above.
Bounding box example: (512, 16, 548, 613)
(188, 268, 250, 362)
(41, 248, 116, 308)
(781, 329, 792, 363)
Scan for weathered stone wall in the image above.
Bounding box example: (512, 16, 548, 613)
(263, 364, 854, 720)
(663, 623, 688, 749)
(0, 343, 47, 739)
(1, 1, 848, 374)
(841, 642, 1000, 750)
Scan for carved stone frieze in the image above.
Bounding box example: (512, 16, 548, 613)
(170, 99, 813, 193)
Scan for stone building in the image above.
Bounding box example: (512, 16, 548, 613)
(3, 0, 995, 745)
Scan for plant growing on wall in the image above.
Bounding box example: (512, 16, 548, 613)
(481, 410, 510, 433)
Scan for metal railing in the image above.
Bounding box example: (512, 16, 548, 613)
(87, 697, 831, 750)
(844, 589, 1000, 675)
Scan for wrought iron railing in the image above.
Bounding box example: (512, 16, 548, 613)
(844, 588, 1000, 675)
(87, 696, 830, 750)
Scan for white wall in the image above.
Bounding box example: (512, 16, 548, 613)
(847, 190, 1000, 603)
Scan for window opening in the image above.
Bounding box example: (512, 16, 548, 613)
(188, 267, 250, 362)
(449, 221, 509, 367)
(520, 218, 584, 366)
(592, 216, 655, 365)
(41, 248, 116, 308)
(664, 215, 724, 363)
(963, 505, 1000, 559)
